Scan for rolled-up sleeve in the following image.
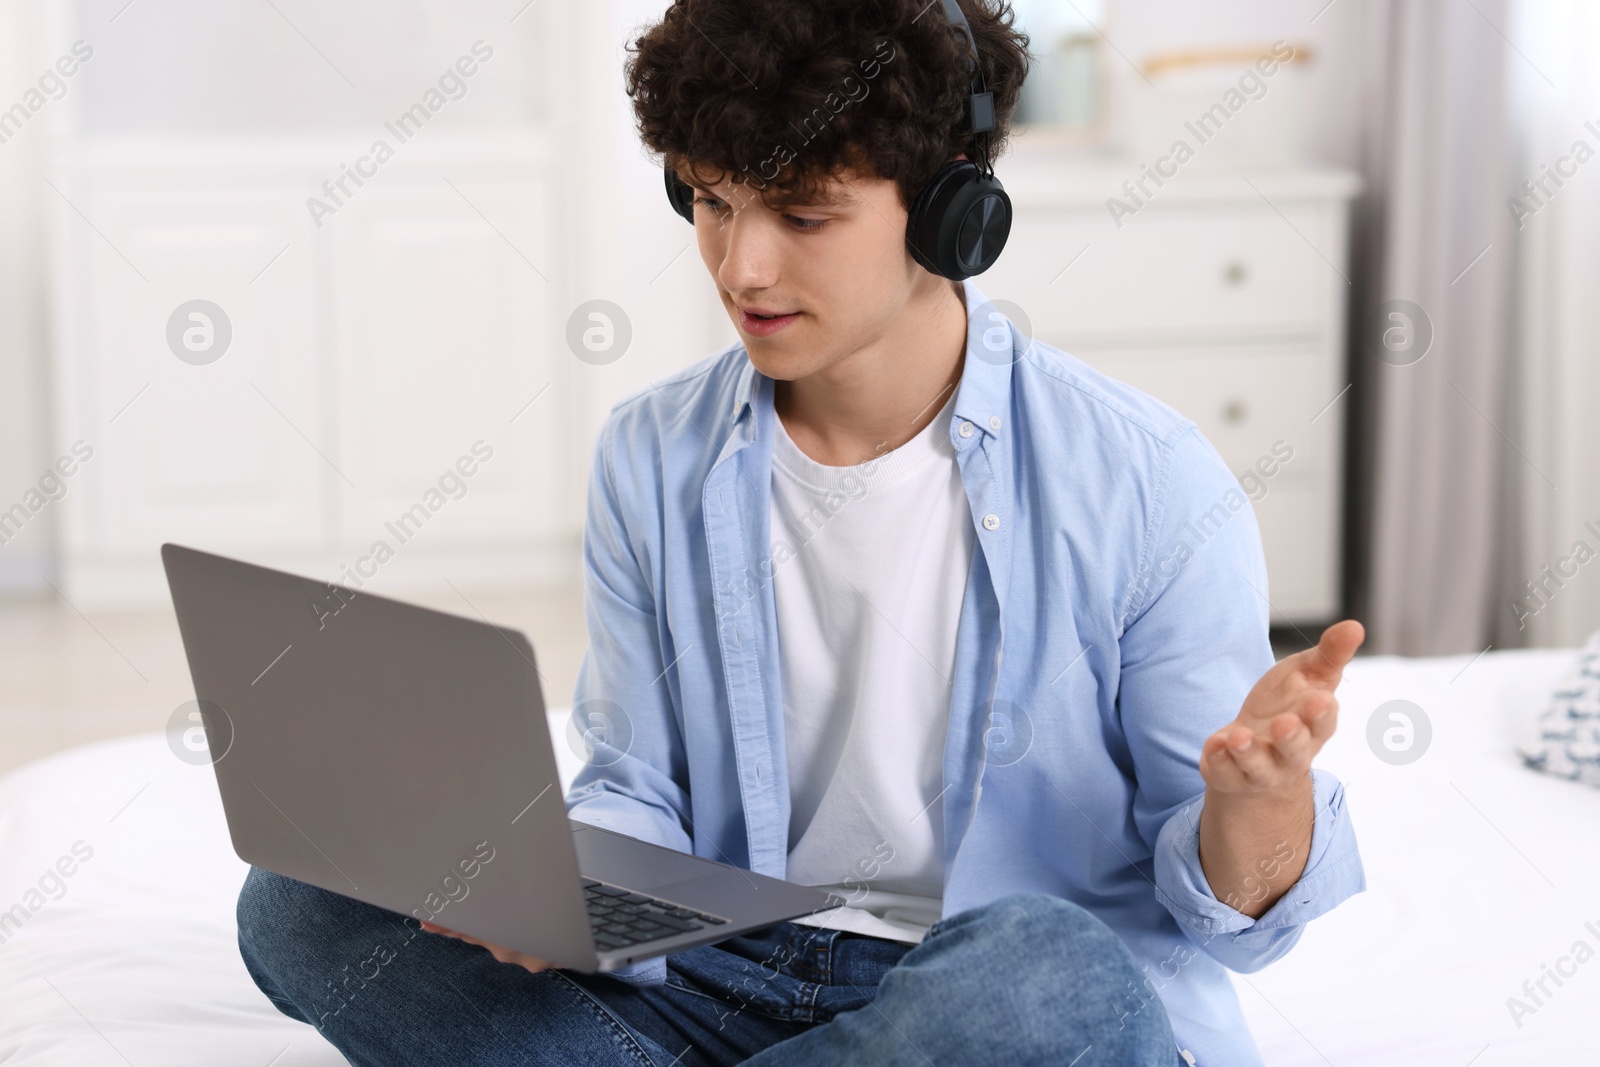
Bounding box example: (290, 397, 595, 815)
(1116, 424, 1365, 973)
(1153, 768, 1366, 971)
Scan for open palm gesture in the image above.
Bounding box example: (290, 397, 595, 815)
(1200, 620, 1365, 795)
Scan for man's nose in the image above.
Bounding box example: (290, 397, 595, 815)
(716, 213, 781, 293)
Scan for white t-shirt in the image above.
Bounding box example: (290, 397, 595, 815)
(769, 389, 973, 943)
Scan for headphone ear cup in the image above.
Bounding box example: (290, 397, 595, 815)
(906, 161, 1013, 280)
(663, 165, 697, 224)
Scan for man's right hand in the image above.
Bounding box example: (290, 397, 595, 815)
(419, 921, 554, 976)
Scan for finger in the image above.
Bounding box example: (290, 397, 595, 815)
(1201, 724, 1240, 770)
(1204, 724, 1275, 784)
(1303, 690, 1339, 743)
(484, 945, 550, 974)
(1268, 711, 1314, 769)
(1201, 726, 1230, 759)
(508, 953, 553, 975)
(1298, 619, 1365, 688)
(1200, 737, 1249, 792)
(421, 923, 484, 949)
(1222, 727, 1278, 783)
(1202, 724, 1252, 763)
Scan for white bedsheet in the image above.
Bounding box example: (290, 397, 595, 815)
(1, 649, 1596, 1065)
(1233, 648, 1600, 1065)
(0, 726, 346, 1065)
(0, 708, 585, 1067)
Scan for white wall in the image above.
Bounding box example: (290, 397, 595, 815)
(568, 0, 735, 456)
(0, 0, 51, 592)
(0, 0, 731, 602)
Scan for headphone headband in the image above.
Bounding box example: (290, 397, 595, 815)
(659, 0, 1011, 280)
(938, 0, 996, 175)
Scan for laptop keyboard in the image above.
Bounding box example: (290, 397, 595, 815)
(582, 878, 728, 951)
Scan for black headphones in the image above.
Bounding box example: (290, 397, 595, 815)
(661, 0, 1011, 281)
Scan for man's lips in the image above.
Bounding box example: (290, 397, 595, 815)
(738, 308, 799, 337)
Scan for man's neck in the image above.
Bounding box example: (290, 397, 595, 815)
(774, 281, 968, 467)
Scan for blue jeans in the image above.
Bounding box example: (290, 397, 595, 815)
(238, 866, 1181, 1066)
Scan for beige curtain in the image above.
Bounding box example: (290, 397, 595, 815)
(1506, 0, 1600, 649)
(1345, 0, 1521, 655)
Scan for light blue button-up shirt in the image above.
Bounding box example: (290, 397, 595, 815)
(565, 279, 1365, 1066)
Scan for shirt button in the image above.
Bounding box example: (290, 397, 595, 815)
(988, 416, 1002, 431)
(982, 513, 1000, 531)
(958, 421, 974, 438)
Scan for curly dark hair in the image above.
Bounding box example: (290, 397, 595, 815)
(625, 0, 1032, 210)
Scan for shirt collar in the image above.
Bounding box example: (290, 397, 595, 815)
(732, 353, 762, 423)
(731, 277, 1017, 436)
(950, 277, 1017, 441)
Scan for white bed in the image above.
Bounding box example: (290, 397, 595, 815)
(1, 648, 1596, 1065)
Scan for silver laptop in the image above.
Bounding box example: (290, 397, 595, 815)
(161, 542, 837, 972)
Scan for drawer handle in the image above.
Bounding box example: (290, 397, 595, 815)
(1222, 261, 1249, 286)
(1222, 399, 1249, 425)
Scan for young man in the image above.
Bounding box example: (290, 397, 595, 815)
(237, 1, 1365, 1063)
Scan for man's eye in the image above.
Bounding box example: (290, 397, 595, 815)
(695, 196, 729, 213)
(785, 215, 826, 232)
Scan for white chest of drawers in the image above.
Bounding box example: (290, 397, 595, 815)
(979, 155, 1362, 625)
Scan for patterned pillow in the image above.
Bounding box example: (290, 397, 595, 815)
(1519, 628, 1600, 787)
